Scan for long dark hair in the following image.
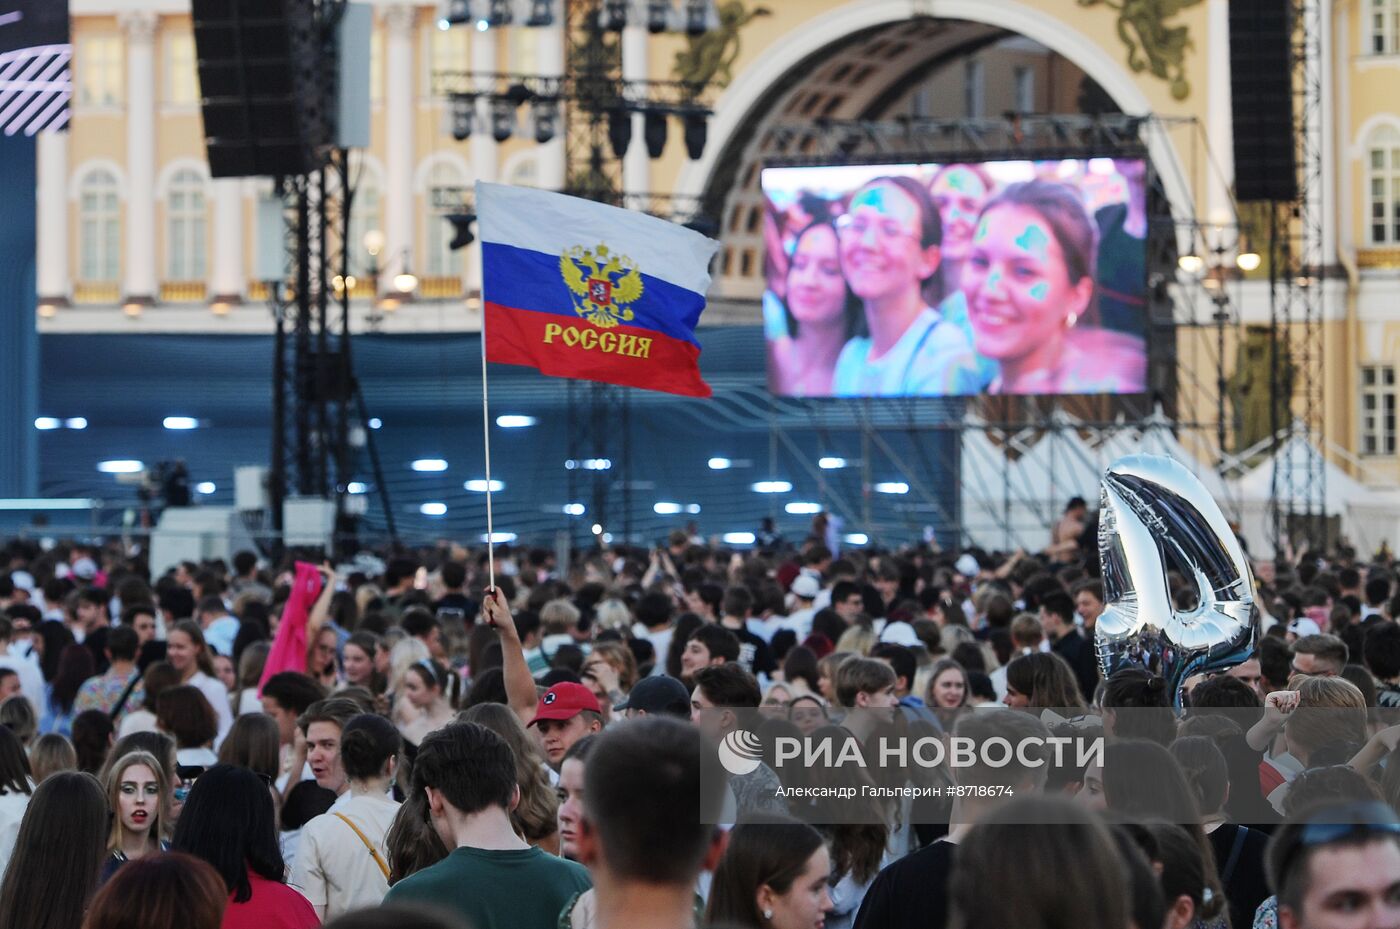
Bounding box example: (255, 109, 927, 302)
(782, 220, 865, 341)
(1005, 652, 1085, 710)
(706, 814, 826, 928)
(0, 725, 31, 797)
(50, 644, 96, 715)
(0, 770, 107, 929)
(171, 764, 285, 903)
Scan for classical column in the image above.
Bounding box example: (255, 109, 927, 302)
(535, 22, 566, 189)
(120, 11, 158, 303)
(383, 4, 416, 292)
(467, 26, 498, 295)
(210, 179, 244, 303)
(1205, 0, 1233, 228)
(35, 129, 68, 305)
(621, 19, 649, 198)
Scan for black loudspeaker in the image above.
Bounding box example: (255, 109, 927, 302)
(192, 0, 330, 178)
(1228, 1, 1297, 202)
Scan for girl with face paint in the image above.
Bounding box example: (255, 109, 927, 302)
(961, 180, 1147, 394)
(929, 164, 994, 294)
(768, 220, 864, 397)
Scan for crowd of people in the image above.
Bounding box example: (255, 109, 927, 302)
(0, 506, 1399, 929)
(763, 160, 1149, 397)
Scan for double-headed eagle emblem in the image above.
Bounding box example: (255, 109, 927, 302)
(559, 244, 644, 329)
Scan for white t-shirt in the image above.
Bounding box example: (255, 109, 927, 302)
(831, 306, 981, 397)
(0, 655, 46, 719)
(633, 623, 675, 676)
(187, 670, 233, 746)
(291, 793, 402, 920)
(0, 787, 31, 879)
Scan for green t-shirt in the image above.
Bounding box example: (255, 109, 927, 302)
(385, 845, 592, 929)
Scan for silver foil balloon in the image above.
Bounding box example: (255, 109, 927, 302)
(1095, 454, 1258, 706)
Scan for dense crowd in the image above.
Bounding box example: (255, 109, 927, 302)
(1, 502, 1400, 929)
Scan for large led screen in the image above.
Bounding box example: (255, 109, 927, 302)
(761, 159, 1149, 397)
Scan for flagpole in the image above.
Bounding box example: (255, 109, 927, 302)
(480, 302, 496, 590)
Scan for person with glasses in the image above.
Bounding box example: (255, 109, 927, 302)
(830, 176, 984, 397)
(1263, 801, 1400, 929)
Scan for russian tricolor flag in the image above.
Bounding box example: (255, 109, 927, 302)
(477, 182, 721, 398)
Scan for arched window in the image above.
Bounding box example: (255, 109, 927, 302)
(166, 168, 207, 280)
(1372, 0, 1400, 55)
(78, 168, 120, 282)
(347, 158, 382, 279)
(425, 161, 466, 277)
(1367, 125, 1400, 245)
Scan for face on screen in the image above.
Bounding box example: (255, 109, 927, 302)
(786, 225, 847, 328)
(930, 166, 990, 263)
(837, 181, 938, 303)
(962, 204, 1091, 363)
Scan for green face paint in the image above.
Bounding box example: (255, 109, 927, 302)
(1015, 223, 1050, 260)
(947, 170, 970, 193)
(850, 185, 890, 213)
(1029, 282, 1049, 301)
(973, 216, 992, 243)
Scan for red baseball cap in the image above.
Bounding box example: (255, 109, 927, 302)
(529, 682, 601, 726)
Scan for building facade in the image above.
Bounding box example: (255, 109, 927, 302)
(37, 0, 1400, 491)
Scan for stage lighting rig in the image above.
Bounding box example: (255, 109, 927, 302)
(682, 108, 708, 160)
(525, 0, 556, 27)
(531, 96, 560, 144)
(601, 0, 629, 31)
(647, 0, 672, 33)
(643, 108, 668, 158)
(486, 0, 513, 27)
(445, 0, 472, 25)
(684, 0, 718, 35)
(608, 105, 633, 158)
(448, 213, 478, 251)
(451, 95, 476, 140)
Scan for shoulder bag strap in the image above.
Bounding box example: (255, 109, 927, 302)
(333, 812, 391, 881)
(108, 671, 142, 721)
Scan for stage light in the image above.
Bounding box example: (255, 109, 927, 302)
(347, 482, 368, 494)
(591, 523, 603, 534)
(785, 502, 822, 515)
(445, 0, 472, 25)
(495, 414, 536, 428)
(565, 458, 612, 470)
(163, 416, 198, 430)
(683, 110, 707, 160)
(643, 109, 668, 158)
(363, 230, 385, 258)
(708, 457, 731, 470)
(646, 0, 672, 32)
(684, 0, 716, 35)
(482, 531, 517, 543)
(654, 502, 683, 515)
(490, 96, 516, 142)
(1178, 254, 1204, 274)
(465, 479, 505, 492)
(844, 533, 869, 545)
(448, 213, 477, 251)
(420, 502, 448, 516)
(1236, 251, 1261, 271)
(437, 18, 451, 30)
(601, 0, 628, 30)
(723, 532, 756, 545)
(97, 460, 144, 474)
(451, 96, 475, 140)
(33, 417, 59, 430)
(486, 0, 513, 26)
(752, 481, 792, 494)
(475, 19, 489, 31)
(531, 96, 559, 144)
(874, 481, 909, 494)
(818, 457, 846, 469)
(394, 271, 418, 293)
(411, 458, 449, 472)
(65, 417, 88, 429)
(526, 0, 555, 26)
(608, 106, 632, 158)
(368, 417, 382, 429)
(195, 482, 216, 494)
(563, 503, 585, 516)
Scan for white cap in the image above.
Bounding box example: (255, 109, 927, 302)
(71, 557, 98, 580)
(8, 571, 34, 594)
(790, 574, 820, 599)
(955, 553, 980, 577)
(1287, 617, 1322, 638)
(879, 621, 921, 647)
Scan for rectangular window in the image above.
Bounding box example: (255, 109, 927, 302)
(1367, 143, 1400, 245)
(1361, 365, 1397, 456)
(1373, 0, 1400, 55)
(165, 33, 198, 105)
(964, 59, 984, 118)
(77, 35, 124, 107)
(1014, 66, 1035, 113)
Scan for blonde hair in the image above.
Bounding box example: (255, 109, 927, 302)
(29, 734, 76, 784)
(835, 625, 876, 657)
(387, 636, 431, 697)
(592, 599, 632, 635)
(104, 750, 169, 852)
(1286, 676, 1368, 760)
(540, 599, 581, 636)
(588, 640, 638, 692)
